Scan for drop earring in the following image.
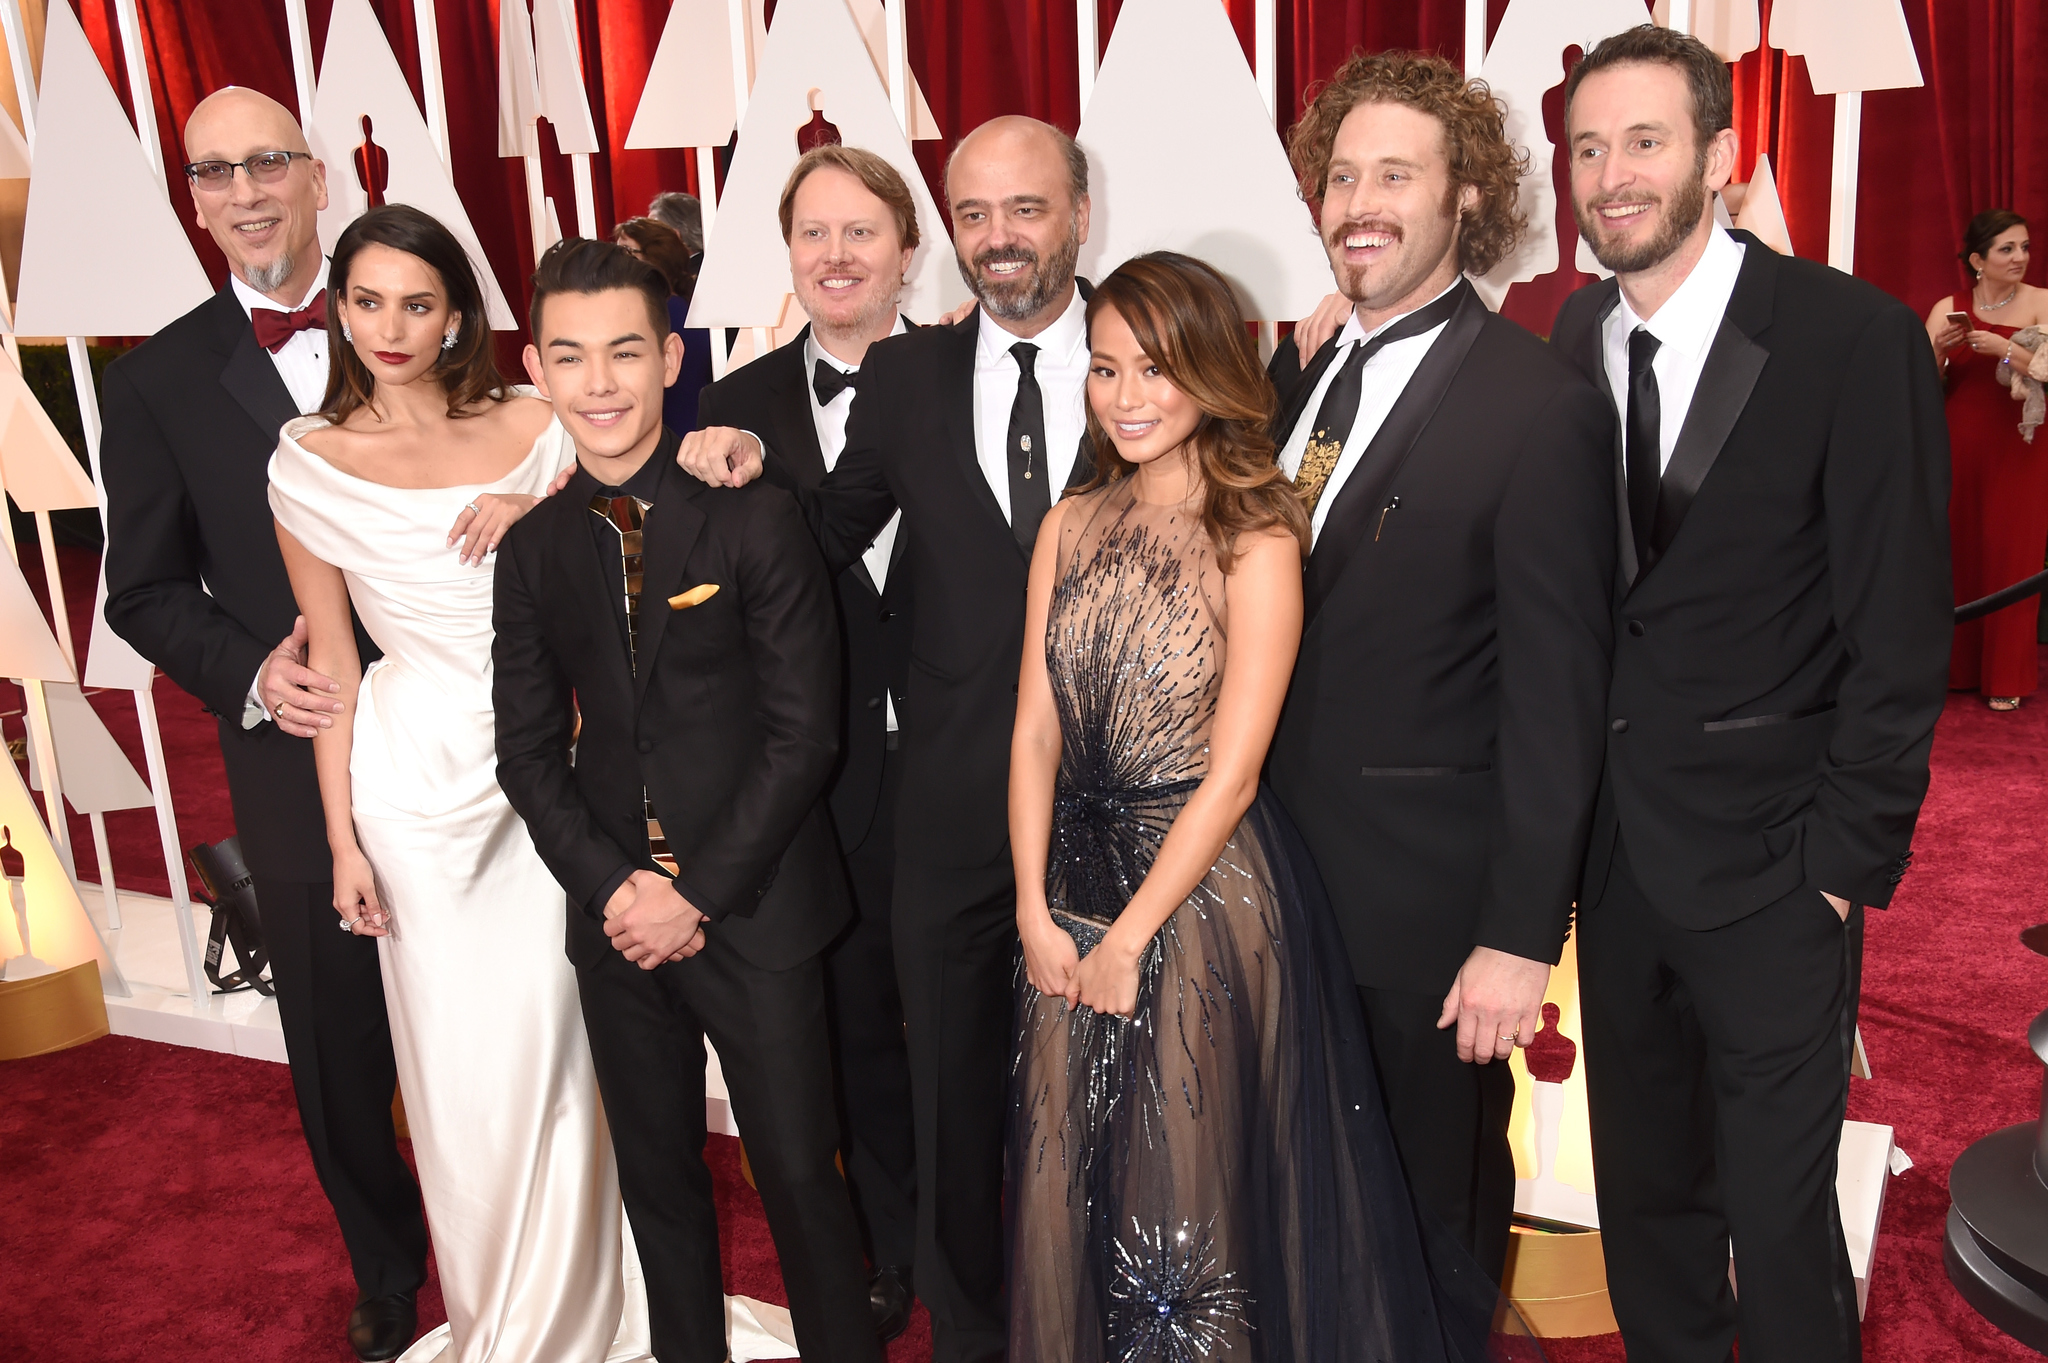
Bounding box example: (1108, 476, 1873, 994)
(341, 322, 353, 343)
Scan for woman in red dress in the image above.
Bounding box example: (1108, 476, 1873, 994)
(1926, 210, 2048, 709)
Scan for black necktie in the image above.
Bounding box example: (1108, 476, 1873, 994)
(1625, 327, 1663, 573)
(1292, 285, 1465, 513)
(1007, 341, 1050, 550)
(813, 357, 856, 406)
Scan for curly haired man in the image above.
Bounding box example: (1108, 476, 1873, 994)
(1263, 49, 1619, 1284)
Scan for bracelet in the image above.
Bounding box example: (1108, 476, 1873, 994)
(2004, 340, 2016, 365)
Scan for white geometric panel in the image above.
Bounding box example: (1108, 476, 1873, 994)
(846, 0, 940, 141)
(624, 0, 769, 150)
(532, 0, 600, 155)
(498, 0, 541, 157)
(13, 0, 211, 338)
(1733, 153, 1794, 255)
(1771, 0, 1922, 95)
(1471, 0, 1652, 310)
(0, 359, 95, 512)
(0, 752, 122, 985)
(42, 683, 152, 815)
(1653, 0, 1760, 63)
(0, 546, 73, 683)
(310, 0, 517, 328)
(0, 105, 29, 179)
(687, 0, 967, 329)
(1075, 0, 1330, 322)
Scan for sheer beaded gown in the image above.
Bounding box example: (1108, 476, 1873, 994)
(1009, 476, 1513, 1363)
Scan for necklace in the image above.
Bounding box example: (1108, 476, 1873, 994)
(1975, 282, 2020, 313)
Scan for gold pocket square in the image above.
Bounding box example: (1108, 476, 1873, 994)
(668, 583, 720, 610)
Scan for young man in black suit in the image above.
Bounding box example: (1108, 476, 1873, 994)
(492, 239, 877, 1363)
(100, 88, 427, 1360)
(680, 115, 1094, 1363)
(1263, 51, 1617, 1284)
(694, 143, 920, 1341)
(1551, 29, 1950, 1362)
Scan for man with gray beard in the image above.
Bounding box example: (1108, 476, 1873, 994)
(99, 88, 429, 1360)
(679, 114, 1093, 1363)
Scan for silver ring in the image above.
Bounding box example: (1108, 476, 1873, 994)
(464, 501, 481, 515)
(1498, 1033, 1518, 1042)
(340, 917, 360, 934)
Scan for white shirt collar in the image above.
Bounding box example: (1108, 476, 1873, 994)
(1613, 226, 1744, 363)
(806, 313, 907, 376)
(229, 256, 330, 319)
(1332, 276, 1464, 350)
(975, 285, 1088, 368)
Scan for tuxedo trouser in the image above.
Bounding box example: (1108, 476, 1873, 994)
(253, 876, 428, 1298)
(577, 929, 879, 1363)
(891, 854, 1016, 1363)
(1579, 841, 1863, 1363)
(824, 746, 918, 1272)
(1355, 982, 1517, 1284)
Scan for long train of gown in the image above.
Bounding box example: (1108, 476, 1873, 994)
(1009, 478, 1529, 1362)
(269, 409, 651, 1363)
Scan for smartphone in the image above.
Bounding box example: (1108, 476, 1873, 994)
(1947, 312, 1970, 327)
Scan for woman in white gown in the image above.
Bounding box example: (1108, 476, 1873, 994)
(269, 204, 649, 1363)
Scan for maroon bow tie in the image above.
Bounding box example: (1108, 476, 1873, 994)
(251, 292, 328, 353)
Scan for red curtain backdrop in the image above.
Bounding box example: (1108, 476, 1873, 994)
(63, 0, 2047, 343)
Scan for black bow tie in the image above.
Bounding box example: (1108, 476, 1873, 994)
(812, 357, 858, 406)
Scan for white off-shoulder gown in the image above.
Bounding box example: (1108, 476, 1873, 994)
(268, 409, 652, 1363)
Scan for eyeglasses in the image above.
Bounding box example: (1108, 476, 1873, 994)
(182, 151, 311, 191)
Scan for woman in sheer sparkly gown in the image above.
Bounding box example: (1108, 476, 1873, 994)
(1007, 253, 1509, 1363)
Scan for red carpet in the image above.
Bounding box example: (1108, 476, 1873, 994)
(4, 538, 2043, 1359)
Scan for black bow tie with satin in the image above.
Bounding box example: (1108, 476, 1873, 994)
(252, 291, 329, 353)
(813, 358, 858, 406)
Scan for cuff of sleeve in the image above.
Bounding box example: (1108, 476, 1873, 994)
(241, 664, 272, 730)
(588, 864, 636, 919)
(668, 872, 723, 923)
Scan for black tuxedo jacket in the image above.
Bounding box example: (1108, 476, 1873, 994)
(1264, 282, 1618, 991)
(100, 283, 377, 883)
(757, 307, 1094, 870)
(1551, 232, 1951, 925)
(697, 325, 913, 856)
(492, 438, 849, 971)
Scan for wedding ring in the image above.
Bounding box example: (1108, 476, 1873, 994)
(1498, 1032, 1518, 1042)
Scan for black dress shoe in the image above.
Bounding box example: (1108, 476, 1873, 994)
(869, 1265, 914, 1342)
(348, 1291, 419, 1362)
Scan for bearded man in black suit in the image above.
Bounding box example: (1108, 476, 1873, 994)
(678, 114, 1095, 1363)
(1262, 51, 1617, 1285)
(1551, 29, 1949, 1361)
(100, 87, 428, 1361)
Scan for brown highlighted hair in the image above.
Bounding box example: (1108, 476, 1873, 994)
(613, 216, 697, 297)
(528, 237, 672, 344)
(320, 203, 509, 425)
(1286, 50, 1528, 277)
(1565, 24, 1734, 166)
(778, 144, 921, 254)
(1075, 252, 1309, 571)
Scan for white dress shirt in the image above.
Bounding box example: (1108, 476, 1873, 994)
(235, 260, 334, 728)
(810, 317, 907, 731)
(972, 289, 1090, 524)
(1601, 225, 1746, 473)
(230, 258, 332, 415)
(1278, 279, 1457, 546)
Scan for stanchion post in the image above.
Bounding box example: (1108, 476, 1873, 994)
(1828, 91, 1861, 275)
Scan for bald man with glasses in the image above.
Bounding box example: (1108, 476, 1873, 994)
(100, 88, 428, 1362)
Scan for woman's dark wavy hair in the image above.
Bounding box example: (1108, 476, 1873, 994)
(1073, 252, 1310, 571)
(1961, 208, 2028, 277)
(319, 203, 509, 425)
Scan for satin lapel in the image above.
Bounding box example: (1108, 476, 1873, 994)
(768, 327, 829, 487)
(1635, 241, 1775, 593)
(1270, 335, 1342, 446)
(1303, 281, 1488, 625)
(215, 289, 301, 447)
(943, 314, 1012, 545)
(1569, 280, 1635, 585)
(562, 468, 637, 704)
(632, 438, 706, 709)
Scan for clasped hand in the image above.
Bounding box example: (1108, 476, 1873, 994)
(604, 869, 707, 969)
(1019, 906, 1141, 1017)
